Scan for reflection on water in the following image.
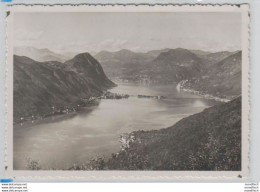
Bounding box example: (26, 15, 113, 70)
(14, 83, 219, 170)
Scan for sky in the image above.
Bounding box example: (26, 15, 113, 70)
(13, 12, 241, 53)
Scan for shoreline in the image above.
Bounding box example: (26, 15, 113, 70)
(102, 97, 241, 170)
(18, 82, 236, 170)
(14, 87, 167, 126)
(177, 80, 232, 103)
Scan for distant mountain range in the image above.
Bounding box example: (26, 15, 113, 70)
(14, 47, 241, 119)
(14, 46, 75, 63)
(105, 96, 241, 170)
(95, 48, 174, 79)
(14, 53, 115, 121)
(95, 48, 241, 98)
(95, 48, 239, 81)
(95, 49, 154, 78)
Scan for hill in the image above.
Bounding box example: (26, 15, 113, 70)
(105, 96, 241, 170)
(13, 53, 115, 121)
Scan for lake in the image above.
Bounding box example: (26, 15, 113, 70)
(13, 83, 219, 170)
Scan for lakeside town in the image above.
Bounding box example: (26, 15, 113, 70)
(177, 80, 235, 103)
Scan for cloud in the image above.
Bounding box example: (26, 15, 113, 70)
(98, 39, 128, 51)
(51, 39, 129, 53)
(15, 29, 43, 41)
(14, 29, 44, 48)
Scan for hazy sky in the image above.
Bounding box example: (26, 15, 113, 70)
(14, 12, 241, 53)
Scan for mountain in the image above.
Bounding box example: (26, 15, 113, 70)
(95, 48, 241, 97)
(59, 51, 78, 59)
(64, 53, 115, 88)
(95, 49, 176, 79)
(181, 51, 242, 99)
(13, 53, 115, 121)
(14, 46, 71, 62)
(120, 48, 205, 83)
(96, 49, 142, 62)
(189, 49, 212, 56)
(96, 48, 205, 83)
(144, 48, 171, 58)
(95, 48, 171, 64)
(197, 51, 236, 65)
(105, 96, 241, 170)
(145, 48, 204, 83)
(95, 49, 153, 78)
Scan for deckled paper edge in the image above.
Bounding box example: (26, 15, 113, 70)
(4, 3, 250, 181)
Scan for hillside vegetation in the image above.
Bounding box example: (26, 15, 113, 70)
(104, 97, 241, 170)
(181, 51, 241, 99)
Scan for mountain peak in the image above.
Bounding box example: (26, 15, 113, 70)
(156, 48, 197, 61)
(38, 48, 52, 53)
(73, 52, 93, 60)
(65, 52, 97, 68)
(117, 49, 133, 53)
(14, 54, 37, 64)
(168, 48, 192, 54)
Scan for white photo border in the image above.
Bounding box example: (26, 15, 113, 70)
(5, 4, 250, 180)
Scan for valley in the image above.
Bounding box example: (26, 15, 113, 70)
(13, 47, 242, 170)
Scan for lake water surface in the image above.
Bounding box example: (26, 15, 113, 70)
(14, 83, 219, 170)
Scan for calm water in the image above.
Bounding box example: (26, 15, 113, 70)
(14, 83, 219, 170)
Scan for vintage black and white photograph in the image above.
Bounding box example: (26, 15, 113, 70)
(6, 5, 249, 175)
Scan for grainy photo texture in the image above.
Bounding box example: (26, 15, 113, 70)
(6, 5, 249, 178)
